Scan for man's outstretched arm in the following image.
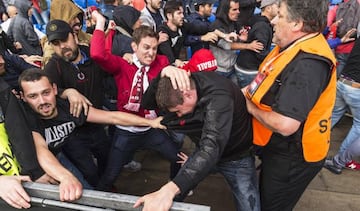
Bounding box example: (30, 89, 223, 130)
(32, 132, 83, 201)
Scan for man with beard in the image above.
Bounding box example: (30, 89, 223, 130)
(18, 68, 166, 190)
(41, 0, 92, 66)
(140, 0, 165, 32)
(185, 0, 218, 55)
(157, 0, 187, 67)
(43, 19, 110, 188)
(157, 0, 217, 67)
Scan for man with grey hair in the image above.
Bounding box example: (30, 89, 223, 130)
(243, 0, 337, 210)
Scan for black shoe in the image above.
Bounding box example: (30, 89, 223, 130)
(323, 158, 342, 174)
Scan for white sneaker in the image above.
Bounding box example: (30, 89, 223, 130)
(123, 160, 142, 172)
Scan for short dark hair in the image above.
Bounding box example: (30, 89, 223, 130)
(194, 3, 211, 12)
(164, 0, 183, 19)
(18, 68, 52, 91)
(282, 0, 328, 33)
(132, 25, 159, 45)
(156, 77, 195, 109)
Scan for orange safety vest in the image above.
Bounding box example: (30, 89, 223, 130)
(245, 33, 337, 162)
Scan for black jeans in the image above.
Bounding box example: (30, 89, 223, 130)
(259, 138, 324, 211)
(63, 125, 111, 187)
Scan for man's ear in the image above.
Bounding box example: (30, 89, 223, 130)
(19, 91, 26, 102)
(292, 21, 303, 32)
(131, 42, 137, 52)
(183, 90, 194, 99)
(52, 83, 58, 95)
(73, 33, 79, 45)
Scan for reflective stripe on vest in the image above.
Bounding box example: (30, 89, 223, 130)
(0, 123, 20, 175)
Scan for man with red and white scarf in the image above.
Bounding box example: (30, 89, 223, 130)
(90, 10, 188, 191)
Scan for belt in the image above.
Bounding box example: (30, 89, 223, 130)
(234, 64, 258, 75)
(338, 76, 360, 88)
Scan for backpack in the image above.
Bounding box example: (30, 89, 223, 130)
(336, 0, 360, 37)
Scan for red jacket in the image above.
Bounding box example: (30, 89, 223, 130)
(90, 29, 169, 117)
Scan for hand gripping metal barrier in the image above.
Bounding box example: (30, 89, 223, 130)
(0, 182, 210, 211)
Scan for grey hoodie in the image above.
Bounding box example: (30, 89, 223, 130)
(8, 0, 42, 55)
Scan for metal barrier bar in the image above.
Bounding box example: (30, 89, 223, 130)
(23, 182, 210, 211)
(31, 197, 111, 211)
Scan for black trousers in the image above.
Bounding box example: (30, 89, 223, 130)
(63, 125, 111, 187)
(259, 138, 324, 211)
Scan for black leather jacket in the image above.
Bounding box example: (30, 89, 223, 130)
(142, 72, 253, 193)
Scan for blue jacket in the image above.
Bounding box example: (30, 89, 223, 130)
(186, 12, 212, 54)
(1, 52, 35, 91)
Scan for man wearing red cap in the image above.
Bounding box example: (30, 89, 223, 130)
(136, 71, 260, 211)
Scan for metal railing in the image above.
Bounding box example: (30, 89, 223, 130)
(0, 182, 210, 211)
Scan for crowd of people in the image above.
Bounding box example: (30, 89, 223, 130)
(0, 0, 359, 210)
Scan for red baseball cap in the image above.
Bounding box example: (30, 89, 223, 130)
(181, 49, 217, 72)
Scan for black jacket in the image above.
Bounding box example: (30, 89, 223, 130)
(0, 78, 44, 179)
(236, 14, 273, 70)
(142, 72, 253, 193)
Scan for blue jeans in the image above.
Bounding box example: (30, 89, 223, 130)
(335, 53, 350, 78)
(57, 152, 93, 190)
(215, 69, 239, 85)
(216, 156, 260, 211)
(234, 64, 258, 88)
(334, 137, 360, 167)
(97, 128, 181, 191)
(331, 81, 360, 153)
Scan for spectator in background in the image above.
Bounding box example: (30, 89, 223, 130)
(7, 0, 42, 56)
(1, 4, 17, 35)
(140, 0, 165, 31)
(41, 0, 92, 66)
(323, 18, 357, 49)
(0, 51, 37, 92)
(0, 0, 7, 22)
(118, 0, 133, 6)
(237, 0, 261, 27)
(157, 0, 187, 67)
(210, 0, 263, 84)
(101, 0, 120, 20)
(31, 0, 49, 27)
(111, 5, 142, 57)
(186, 0, 219, 54)
(158, 0, 221, 67)
(0, 25, 22, 54)
(328, 0, 360, 77)
(235, 0, 278, 88)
